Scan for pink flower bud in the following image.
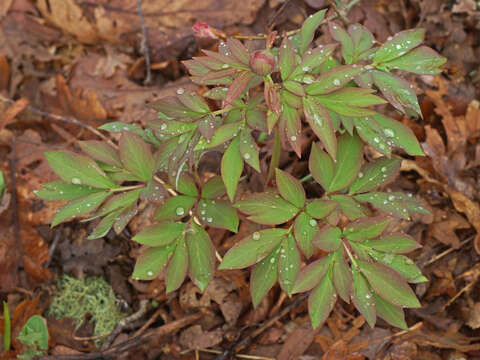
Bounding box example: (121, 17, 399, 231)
(249, 50, 275, 76)
(192, 21, 226, 40)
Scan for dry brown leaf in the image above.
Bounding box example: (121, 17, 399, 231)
(0, 97, 29, 130)
(277, 325, 320, 360)
(0, 0, 13, 16)
(322, 340, 348, 360)
(178, 325, 223, 350)
(36, 0, 98, 44)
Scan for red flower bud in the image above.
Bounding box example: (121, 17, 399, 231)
(192, 21, 226, 40)
(249, 50, 276, 76)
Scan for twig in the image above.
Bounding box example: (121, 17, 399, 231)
(423, 236, 474, 267)
(214, 293, 309, 360)
(186, 348, 275, 360)
(101, 299, 149, 350)
(137, 0, 152, 85)
(0, 94, 117, 149)
(46, 228, 62, 267)
(328, 0, 349, 27)
(40, 312, 202, 359)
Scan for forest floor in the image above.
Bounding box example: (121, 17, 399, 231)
(1, 0, 480, 359)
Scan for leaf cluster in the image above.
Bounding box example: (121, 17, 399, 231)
(37, 8, 445, 330)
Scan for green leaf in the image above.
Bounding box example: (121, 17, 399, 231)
(309, 142, 334, 190)
(344, 216, 392, 241)
(305, 199, 337, 219)
(35, 181, 101, 201)
(348, 23, 375, 58)
(226, 71, 254, 104)
(303, 96, 337, 159)
(281, 103, 302, 157)
(177, 92, 210, 113)
(94, 188, 142, 218)
(368, 250, 427, 284)
(362, 234, 421, 254)
(219, 228, 288, 270)
(148, 118, 198, 136)
(133, 221, 186, 246)
(349, 157, 401, 195)
(382, 46, 446, 75)
(119, 132, 155, 182)
(283, 80, 305, 96)
(196, 121, 243, 150)
(239, 128, 260, 172)
(372, 71, 421, 117)
(308, 270, 337, 329)
(372, 113, 424, 156)
(374, 29, 425, 64)
(201, 176, 226, 199)
(18, 315, 49, 350)
(354, 192, 428, 220)
(306, 65, 364, 95)
(227, 38, 250, 65)
(221, 136, 243, 202)
(51, 191, 110, 227)
(328, 194, 370, 220)
(315, 88, 387, 108)
(197, 199, 239, 232)
(299, 9, 327, 54)
(291, 44, 337, 79)
(166, 235, 189, 293)
(132, 244, 175, 280)
(0, 171, 4, 200)
(176, 173, 199, 197)
(186, 222, 216, 291)
(351, 269, 376, 328)
(329, 21, 354, 64)
(292, 255, 331, 293)
(140, 179, 167, 203)
(293, 211, 318, 258)
(279, 36, 296, 80)
(314, 225, 342, 252)
(332, 248, 352, 302)
(154, 195, 196, 221)
(88, 208, 124, 239)
(358, 260, 421, 308)
(113, 204, 138, 234)
(275, 169, 305, 208)
(328, 133, 363, 193)
(150, 96, 202, 121)
(354, 116, 392, 157)
(45, 151, 116, 189)
(234, 193, 299, 225)
(99, 122, 145, 137)
(278, 234, 301, 296)
(78, 141, 123, 168)
(372, 293, 407, 330)
(250, 247, 280, 307)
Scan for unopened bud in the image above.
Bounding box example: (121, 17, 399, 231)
(249, 50, 275, 76)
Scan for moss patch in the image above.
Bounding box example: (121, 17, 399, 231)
(48, 275, 121, 341)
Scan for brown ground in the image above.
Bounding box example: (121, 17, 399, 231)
(1, 0, 480, 359)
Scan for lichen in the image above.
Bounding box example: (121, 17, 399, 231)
(48, 275, 122, 343)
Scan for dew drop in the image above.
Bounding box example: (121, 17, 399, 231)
(388, 195, 395, 201)
(243, 153, 251, 160)
(381, 166, 387, 172)
(358, 172, 364, 178)
(290, 135, 297, 142)
(373, 137, 380, 143)
(206, 217, 213, 223)
(252, 232, 261, 240)
(270, 257, 276, 263)
(160, 123, 167, 130)
(72, 178, 82, 185)
(176, 88, 185, 95)
(333, 79, 341, 86)
(309, 219, 317, 227)
(176, 207, 185, 216)
(147, 271, 154, 276)
(384, 128, 395, 137)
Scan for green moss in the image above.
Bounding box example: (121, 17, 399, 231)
(48, 275, 122, 343)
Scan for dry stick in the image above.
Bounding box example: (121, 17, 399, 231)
(213, 293, 309, 360)
(137, 0, 152, 86)
(40, 312, 202, 360)
(0, 94, 117, 149)
(101, 299, 149, 350)
(423, 236, 474, 267)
